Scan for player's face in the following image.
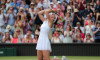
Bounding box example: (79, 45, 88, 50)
(50, 14, 55, 22)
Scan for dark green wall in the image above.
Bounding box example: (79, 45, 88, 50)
(0, 43, 100, 56)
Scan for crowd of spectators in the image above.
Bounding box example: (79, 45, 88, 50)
(0, 0, 100, 43)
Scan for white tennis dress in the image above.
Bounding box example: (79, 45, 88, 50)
(36, 20, 52, 52)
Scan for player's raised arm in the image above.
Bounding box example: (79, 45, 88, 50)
(45, 9, 57, 22)
(38, 10, 46, 22)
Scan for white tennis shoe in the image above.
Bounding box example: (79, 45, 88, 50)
(62, 56, 68, 60)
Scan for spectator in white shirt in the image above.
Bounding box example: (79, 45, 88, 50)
(85, 20, 95, 37)
(37, 0, 48, 9)
(75, 22, 84, 33)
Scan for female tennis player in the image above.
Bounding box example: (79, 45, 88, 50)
(36, 9, 68, 60)
(36, 9, 57, 60)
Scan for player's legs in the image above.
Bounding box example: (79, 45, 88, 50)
(37, 50, 43, 60)
(42, 50, 50, 60)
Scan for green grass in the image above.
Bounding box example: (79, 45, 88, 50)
(0, 56, 100, 60)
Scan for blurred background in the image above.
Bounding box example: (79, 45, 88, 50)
(0, 0, 100, 60)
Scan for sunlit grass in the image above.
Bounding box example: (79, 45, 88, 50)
(0, 56, 100, 60)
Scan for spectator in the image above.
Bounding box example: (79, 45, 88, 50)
(11, 0, 20, 13)
(3, 32, 12, 43)
(85, 3, 93, 16)
(95, 0, 100, 22)
(90, 0, 96, 7)
(15, 29, 23, 43)
(56, 29, 64, 42)
(3, 30, 13, 39)
(6, 0, 11, 10)
(67, 6, 73, 17)
(17, 7, 26, 21)
(91, 20, 95, 25)
(68, 0, 73, 10)
(62, 0, 68, 14)
(14, 15, 24, 35)
(0, 9, 5, 33)
(90, 3, 95, 12)
(0, 29, 3, 43)
(93, 21, 100, 43)
(95, 0, 100, 13)
(35, 28, 40, 35)
(51, 31, 62, 43)
(52, 0, 57, 8)
(37, 0, 48, 9)
(72, 0, 77, 4)
(50, 2, 55, 9)
(85, 20, 95, 37)
(57, 1, 65, 12)
(1, 0, 6, 3)
(63, 25, 73, 43)
(84, 33, 94, 43)
(29, 2, 37, 21)
(22, 33, 33, 43)
(11, 33, 19, 43)
(73, 9, 82, 27)
(77, 0, 86, 15)
(73, 1, 78, 9)
(75, 22, 84, 33)
(20, 0, 29, 12)
(90, 12, 95, 23)
(61, 0, 68, 5)
(64, 11, 72, 31)
(23, 17, 30, 34)
(33, 34, 39, 43)
(4, 9, 9, 26)
(29, 19, 35, 34)
(72, 27, 76, 42)
(75, 28, 85, 41)
(33, 2, 38, 11)
(1, 2, 6, 14)
(75, 33, 83, 43)
(24, 29, 34, 39)
(56, 9, 64, 27)
(6, 6, 16, 32)
(44, 0, 51, 8)
(85, 14, 92, 26)
(56, 24, 64, 34)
